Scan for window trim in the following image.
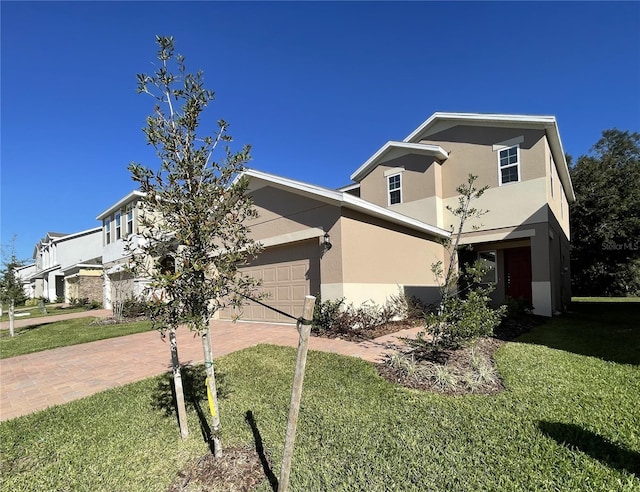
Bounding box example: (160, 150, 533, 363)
(497, 145, 520, 186)
(115, 211, 122, 241)
(387, 173, 402, 206)
(105, 216, 112, 244)
(125, 204, 134, 236)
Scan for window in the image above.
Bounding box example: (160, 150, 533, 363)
(388, 173, 402, 205)
(115, 211, 122, 240)
(498, 145, 520, 185)
(105, 216, 111, 244)
(126, 204, 134, 236)
(478, 251, 497, 284)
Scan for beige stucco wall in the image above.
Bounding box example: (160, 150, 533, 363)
(359, 154, 440, 207)
(332, 209, 445, 306)
(419, 126, 547, 198)
(248, 185, 343, 285)
(544, 138, 571, 239)
(248, 184, 446, 308)
(442, 178, 549, 233)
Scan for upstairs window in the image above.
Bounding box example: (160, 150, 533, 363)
(388, 173, 402, 205)
(105, 216, 111, 244)
(126, 204, 134, 236)
(115, 211, 122, 240)
(498, 145, 520, 185)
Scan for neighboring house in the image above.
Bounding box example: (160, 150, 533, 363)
(15, 263, 36, 298)
(96, 191, 147, 309)
(27, 229, 103, 303)
(225, 112, 573, 320)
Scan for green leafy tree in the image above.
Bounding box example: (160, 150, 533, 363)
(1, 237, 27, 337)
(570, 129, 640, 296)
(128, 36, 261, 455)
(412, 175, 506, 352)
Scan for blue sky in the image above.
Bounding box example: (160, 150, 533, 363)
(2, 1, 639, 261)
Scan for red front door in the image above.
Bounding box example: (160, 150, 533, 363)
(504, 246, 532, 303)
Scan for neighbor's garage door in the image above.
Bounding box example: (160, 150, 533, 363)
(221, 239, 320, 323)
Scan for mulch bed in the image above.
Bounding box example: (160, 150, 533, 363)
(168, 445, 273, 492)
(375, 314, 545, 395)
(313, 319, 420, 342)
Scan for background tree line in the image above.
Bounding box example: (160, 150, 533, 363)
(569, 128, 640, 297)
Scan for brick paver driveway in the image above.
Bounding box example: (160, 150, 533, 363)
(0, 318, 420, 421)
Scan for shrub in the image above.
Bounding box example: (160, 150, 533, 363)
(312, 297, 346, 334)
(122, 297, 149, 319)
(503, 296, 533, 318)
(88, 300, 103, 310)
(312, 296, 405, 337)
(425, 286, 506, 350)
(24, 298, 39, 307)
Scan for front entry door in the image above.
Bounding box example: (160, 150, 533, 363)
(504, 246, 532, 303)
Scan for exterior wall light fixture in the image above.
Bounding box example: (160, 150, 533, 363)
(323, 232, 332, 250)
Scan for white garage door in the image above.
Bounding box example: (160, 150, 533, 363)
(221, 240, 320, 323)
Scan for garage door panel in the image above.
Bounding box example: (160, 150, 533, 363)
(220, 239, 320, 323)
(292, 285, 307, 300)
(291, 264, 307, 281)
(277, 266, 291, 282)
(263, 268, 276, 283)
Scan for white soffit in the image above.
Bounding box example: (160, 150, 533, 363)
(350, 141, 448, 182)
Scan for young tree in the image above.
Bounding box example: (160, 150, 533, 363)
(128, 36, 261, 456)
(413, 174, 506, 351)
(1, 237, 27, 337)
(570, 129, 640, 296)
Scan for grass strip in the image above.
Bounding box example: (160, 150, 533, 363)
(0, 318, 151, 359)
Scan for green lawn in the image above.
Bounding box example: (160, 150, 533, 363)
(0, 318, 152, 359)
(0, 304, 95, 322)
(0, 301, 638, 491)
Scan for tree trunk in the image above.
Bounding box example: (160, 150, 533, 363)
(202, 326, 222, 457)
(169, 327, 189, 439)
(8, 299, 15, 337)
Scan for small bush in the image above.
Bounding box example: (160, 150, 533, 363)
(24, 298, 39, 307)
(122, 297, 149, 319)
(55, 295, 65, 304)
(312, 296, 405, 337)
(503, 296, 533, 318)
(88, 300, 103, 310)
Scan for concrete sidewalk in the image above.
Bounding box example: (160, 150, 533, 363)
(0, 319, 420, 422)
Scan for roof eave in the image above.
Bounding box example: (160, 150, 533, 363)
(96, 191, 145, 220)
(350, 141, 449, 182)
(242, 169, 450, 239)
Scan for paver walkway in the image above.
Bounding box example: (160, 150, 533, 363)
(0, 317, 421, 422)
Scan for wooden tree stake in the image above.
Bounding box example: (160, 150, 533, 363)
(278, 295, 315, 492)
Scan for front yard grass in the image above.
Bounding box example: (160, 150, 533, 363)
(0, 304, 95, 322)
(0, 318, 152, 359)
(0, 300, 638, 491)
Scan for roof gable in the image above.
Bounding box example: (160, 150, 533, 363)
(402, 112, 575, 202)
(350, 141, 448, 182)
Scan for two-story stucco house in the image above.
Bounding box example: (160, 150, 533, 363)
(96, 191, 147, 309)
(27, 228, 103, 303)
(223, 112, 573, 321)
